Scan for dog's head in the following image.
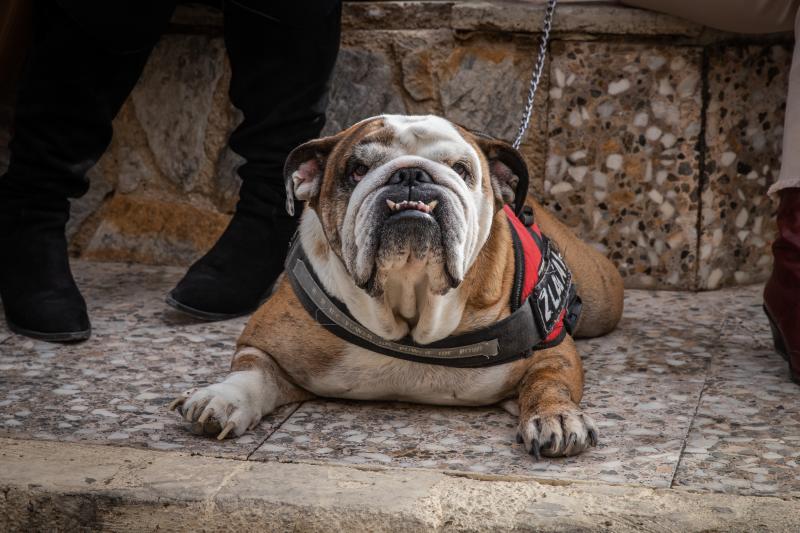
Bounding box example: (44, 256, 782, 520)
(285, 115, 528, 296)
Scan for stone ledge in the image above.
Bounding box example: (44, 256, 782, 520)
(451, 2, 704, 37)
(173, 1, 794, 41)
(174, 2, 705, 37)
(1, 437, 799, 532)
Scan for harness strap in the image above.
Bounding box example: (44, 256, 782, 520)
(287, 240, 545, 367)
(284, 208, 581, 368)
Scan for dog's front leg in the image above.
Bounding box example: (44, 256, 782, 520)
(515, 336, 598, 458)
(169, 347, 312, 439)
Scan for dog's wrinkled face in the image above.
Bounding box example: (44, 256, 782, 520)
(285, 115, 527, 297)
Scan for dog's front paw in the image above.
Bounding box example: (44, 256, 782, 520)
(168, 382, 262, 440)
(516, 405, 598, 459)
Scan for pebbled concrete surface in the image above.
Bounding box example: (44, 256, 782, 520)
(0, 261, 800, 496)
(0, 260, 798, 500)
(1, 260, 799, 530)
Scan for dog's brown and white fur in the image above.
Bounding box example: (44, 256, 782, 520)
(171, 115, 624, 458)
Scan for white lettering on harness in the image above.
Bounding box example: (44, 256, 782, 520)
(534, 248, 571, 335)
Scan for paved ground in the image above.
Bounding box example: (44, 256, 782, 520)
(0, 260, 798, 509)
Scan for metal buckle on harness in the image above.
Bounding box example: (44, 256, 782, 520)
(518, 205, 535, 227)
(563, 287, 582, 335)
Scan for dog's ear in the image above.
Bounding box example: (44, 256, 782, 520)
(283, 134, 341, 216)
(470, 132, 530, 215)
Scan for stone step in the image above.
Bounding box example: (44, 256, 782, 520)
(0, 2, 791, 291)
(2, 437, 799, 532)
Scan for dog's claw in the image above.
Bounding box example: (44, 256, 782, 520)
(168, 397, 185, 411)
(217, 421, 236, 440)
(566, 432, 577, 451)
(588, 426, 599, 447)
(530, 438, 541, 460)
(198, 408, 214, 425)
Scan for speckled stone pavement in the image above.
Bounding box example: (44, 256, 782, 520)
(0, 260, 797, 498)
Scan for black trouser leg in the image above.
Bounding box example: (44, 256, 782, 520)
(0, 0, 173, 341)
(168, 0, 341, 319)
(226, 0, 342, 216)
(2, 1, 168, 202)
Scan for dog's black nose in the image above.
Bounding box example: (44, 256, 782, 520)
(388, 167, 433, 186)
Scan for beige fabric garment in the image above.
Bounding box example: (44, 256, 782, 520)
(621, 0, 800, 192)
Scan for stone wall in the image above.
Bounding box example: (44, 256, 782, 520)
(5, 2, 793, 290)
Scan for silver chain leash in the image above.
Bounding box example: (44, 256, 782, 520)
(512, 0, 558, 149)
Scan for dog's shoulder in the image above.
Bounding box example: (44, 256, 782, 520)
(237, 273, 348, 376)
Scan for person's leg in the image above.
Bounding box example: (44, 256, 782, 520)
(167, 0, 342, 319)
(771, 2, 800, 193)
(764, 6, 800, 384)
(0, 0, 174, 341)
(623, 0, 800, 382)
(764, 189, 800, 384)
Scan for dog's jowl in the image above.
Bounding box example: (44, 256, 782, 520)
(170, 115, 624, 459)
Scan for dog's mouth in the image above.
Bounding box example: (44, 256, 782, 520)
(385, 199, 439, 217)
(344, 183, 466, 296)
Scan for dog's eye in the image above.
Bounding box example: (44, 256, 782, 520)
(351, 163, 369, 182)
(452, 162, 469, 179)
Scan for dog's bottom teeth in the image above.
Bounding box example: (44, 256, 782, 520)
(387, 199, 438, 214)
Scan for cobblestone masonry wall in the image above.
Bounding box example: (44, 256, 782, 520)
(3, 2, 792, 290)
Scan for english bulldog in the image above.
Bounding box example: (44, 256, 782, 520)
(170, 115, 624, 458)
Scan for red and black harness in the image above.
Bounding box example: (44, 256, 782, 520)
(285, 204, 581, 368)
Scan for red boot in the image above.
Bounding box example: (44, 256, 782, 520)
(764, 188, 800, 384)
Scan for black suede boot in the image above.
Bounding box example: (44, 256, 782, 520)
(0, 0, 173, 341)
(0, 194, 90, 341)
(166, 196, 298, 320)
(167, 0, 341, 320)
